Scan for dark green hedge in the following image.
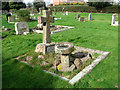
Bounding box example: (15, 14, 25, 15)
(102, 5, 119, 13)
(49, 5, 97, 13)
(49, 5, 119, 13)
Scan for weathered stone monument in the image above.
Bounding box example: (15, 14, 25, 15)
(79, 17, 85, 22)
(39, 8, 42, 14)
(111, 14, 119, 26)
(88, 13, 92, 21)
(35, 10, 55, 54)
(8, 16, 15, 23)
(15, 22, 29, 35)
(55, 42, 75, 71)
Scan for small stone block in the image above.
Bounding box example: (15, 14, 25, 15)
(35, 43, 55, 54)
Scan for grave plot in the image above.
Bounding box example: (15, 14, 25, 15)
(31, 11, 74, 34)
(15, 9, 110, 85)
(16, 44, 109, 85)
(31, 25, 74, 34)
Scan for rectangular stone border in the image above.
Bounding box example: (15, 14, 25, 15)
(17, 46, 110, 85)
(33, 25, 74, 34)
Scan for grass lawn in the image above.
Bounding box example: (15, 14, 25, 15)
(1, 12, 118, 88)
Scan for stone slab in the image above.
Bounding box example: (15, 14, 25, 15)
(15, 22, 29, 35)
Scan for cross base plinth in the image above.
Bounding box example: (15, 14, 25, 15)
(35, 42, 56, 55)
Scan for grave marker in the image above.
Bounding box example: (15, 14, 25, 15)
(8, 16, 15, 23)
(88, 13, 92, 21)
(77, 14, 80, 18)
(112, 14, 116, 24)
(66, 11, 68, 15)
(39, 8, 42, 14)
(79, 17, 84, 22)
(15, 22, 29, 35)
(35, 10, 55, 54)
(111, 14, 120, 26)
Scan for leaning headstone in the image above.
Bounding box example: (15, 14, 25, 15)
(66, 11, 68, 15)
(88, 13, 92, 21)
(79, 17, 84, 22)
(15, 22, 29, 35)
(8, 16, 15, 23)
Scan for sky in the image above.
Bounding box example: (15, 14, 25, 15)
(23, 0, 119, 5)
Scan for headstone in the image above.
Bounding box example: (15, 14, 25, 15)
(30, 17, 36, 20)
(77, 14, 80, 18)
(15, 22, 29, 35)
(66, 11, 68, 15)
(6, 13, 11, 21)
(8, 16, 15, 23)
(79, 17, 84, 22)
(39, 8, 42, 14)
(111, 14, 120, 26)
(112, 14, 116, 25)
(35, 10, 55, 54)
(88, 13, 92, 21)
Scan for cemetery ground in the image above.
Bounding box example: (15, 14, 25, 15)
(2, 12, 118, 88)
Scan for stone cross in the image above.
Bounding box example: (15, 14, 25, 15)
(88, 13, 92, 21)
(39, 10, 54, 44)
(112, 14, 116, 25)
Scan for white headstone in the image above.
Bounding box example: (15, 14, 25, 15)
(88, 13, 92, 21)
(15, 22, 29, 35)
(111, 14, 116, 25)
(66, 11, 68, 15)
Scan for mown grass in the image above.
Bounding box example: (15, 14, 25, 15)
(2, 12, 118, 88)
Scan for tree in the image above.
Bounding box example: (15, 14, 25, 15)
(33, 0, 47, 12)
(9, 0, 26, 10)
(2, 2, 10, 11)
(27, 2, 33, 8)
(88, 2, 112, 10)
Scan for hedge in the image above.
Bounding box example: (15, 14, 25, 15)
(16, 9, 30, 22)
(49, 5, 97, 13)
(102, 5, 119, 13)
(49, 5, 119, 13)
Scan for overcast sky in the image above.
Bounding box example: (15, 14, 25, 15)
(23, 0, 119, 4)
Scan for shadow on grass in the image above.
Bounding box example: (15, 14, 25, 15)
(2, 59, 73, 88)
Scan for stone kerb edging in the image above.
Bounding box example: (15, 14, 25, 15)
(69, 47, 109, 85)
(34, 25, 74, 34)
(16, 46, 110, 85)
(51, 26, 74, 34)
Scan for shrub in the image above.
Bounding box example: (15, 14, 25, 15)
(102, 5, 119, 13)
(78, 3, 84, 5)
(16, 9, 30, 22)
(27, 8, 38, 14)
